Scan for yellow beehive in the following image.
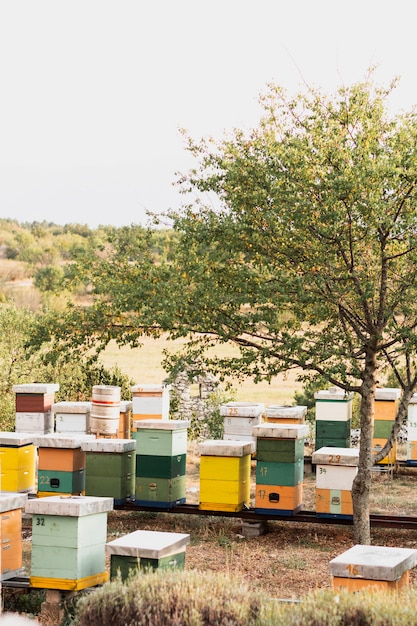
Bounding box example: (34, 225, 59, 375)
(0, 433, 36, 493)
(198, 440, 252, 512)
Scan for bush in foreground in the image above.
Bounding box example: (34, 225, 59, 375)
(71, 569, 417, 626)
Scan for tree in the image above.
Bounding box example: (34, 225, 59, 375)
(38, 73, 417, 544)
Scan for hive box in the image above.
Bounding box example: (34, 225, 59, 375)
(199, 440, 252, 512)
(106, 530, 190, 580)
(0, 432, 36, 493)
(264, 405, 307, 424)
(119, 400, 132, 439)
(312, 447, 359, 518)
(81, 438, 136, 504)
(53, 402, 91, 434)
(220, 402, 264, 418)
(253, 424, 308, 515)
(32, 434, 95, 496)
(13, 384, 59, 434)
(314, 388, 354, 421)
(133, 420, 190, 507)
(407, 394, 417, 464)
(26, 495, 113, 590)
(0, 492, 28, 580)
(329, 544, 417, 592)
(131, 384, 171, 421)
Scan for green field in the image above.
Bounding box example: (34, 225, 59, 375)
(99, 335, 303, 405)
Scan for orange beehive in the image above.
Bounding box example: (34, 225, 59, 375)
(0, 493, 28, 580)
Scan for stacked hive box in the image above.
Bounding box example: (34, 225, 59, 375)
(312, 446, 359, 518)
(81, 438, 136, 504)
(314, 387, 353, 450)
(133, 419, 190, 507)
(90, 385, 121, 437)
(119, 400, 132, 439)
(253, 424, 309, 515)
(407, 393, 417, 466)
(373, 387, 400, 466)
(53, 402, 91, 435)
(32, 434, 95, 497)
(26, 495, 113, 590)
(0, 492, 28, 580)
(131, 384, 170, 422)
(13, 383, 59, 434)
(264, 405, 307, 424)
(106, 530, 190, 581)
(329, 545, 417, 592)
(220, 402, 264, 453)
(199, 440, 252, 512)
(0, 432, 36, 493)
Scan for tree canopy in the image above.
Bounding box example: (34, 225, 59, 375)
(39, 72, 417, 543)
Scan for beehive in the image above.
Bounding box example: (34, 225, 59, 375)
(314, 388, 353, 449)
(329, 544, 417, 592)
(106, 530, 190, 580)
(198, 440, 252, 512)
(13, 383, 59, 434)
(253, 423, 309, 515)
(53, 402, 91, 435)
(81, 438, 136, 504)
(0, 492, 28, 580)
(373, 388, 400, 466)
(133, 419, 190, 507)
(90, 385, 121, 436)
(0, 432, 36, 493)
(220, 402, 264, 453)
(264, 405, 307, 424)
(32, 434, 95, 496)
(119, 400, 132, 439)
(407, 393, 417, 465)
(312, 446, 359, 518)
(26, 495, 113, 590)
(131, 384, 171, 422)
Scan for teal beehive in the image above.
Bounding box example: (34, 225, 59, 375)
(25, 494, 113, 590)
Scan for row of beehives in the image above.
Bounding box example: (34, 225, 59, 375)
(1, 492, 417, 595)
(12, 382, 171, 438)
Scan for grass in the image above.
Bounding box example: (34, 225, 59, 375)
(99, 337, 304, 405)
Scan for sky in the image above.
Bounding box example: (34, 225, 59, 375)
(1, 1, 417, 229)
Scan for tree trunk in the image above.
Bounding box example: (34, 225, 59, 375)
(351, 347, 377, 545)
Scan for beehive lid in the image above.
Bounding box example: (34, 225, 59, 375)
(198, 439, 253, 457)
(252, 424, 309, 440)
(0, 432, 34, 446)
(31, 433, 96, 448)
(106, 530, 190, 558)
(314, 387, 354, 401)
(219, 402, 265, 418)
(312, 446, 359, 466)
(374, 388, 401, 401)
(329, 545, 417, 581)
(0, 492, 28, 512)
(81, 438, 136, 453)
(25, 495, 114, 516)
(12, 384, 60, 394)
(133, 419, 190, 430)
(264, 405, 307, 419)
(120, 400, 132, 412)
(52, 401, 91, 414)
(131, 384, 171, 392)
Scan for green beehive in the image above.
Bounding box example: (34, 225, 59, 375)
(315, 420, 351, 439)
(81, 439, 136, 503)
(256, 459, 303, 486)
(25, 495, 113, 590)
(135, 475, 186, 506)
(316, 437, 351, 449)
(373, 420, 394, 438)
(255, 438, 304, 463)
(37, 469, 85, 495)
(136, 453, 186, 478)
(133, 420, 190, 456)
(106, 530, 190, 581)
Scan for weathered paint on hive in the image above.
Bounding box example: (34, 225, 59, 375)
(253, 424, 309, 440)
(25, 495, 113, 516)
(199, 439, 253, 457)
(312, 446, 359, 466)
(106, 529, 190, 559)
(12, 384, 60, 395)
(264, 405, 307, 420)
(220, 402, 265, 418)
(81, 438, 136, 454)
(329, 544, 417, 581)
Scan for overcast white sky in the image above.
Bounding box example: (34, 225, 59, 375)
(1, 1, 417, 228)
